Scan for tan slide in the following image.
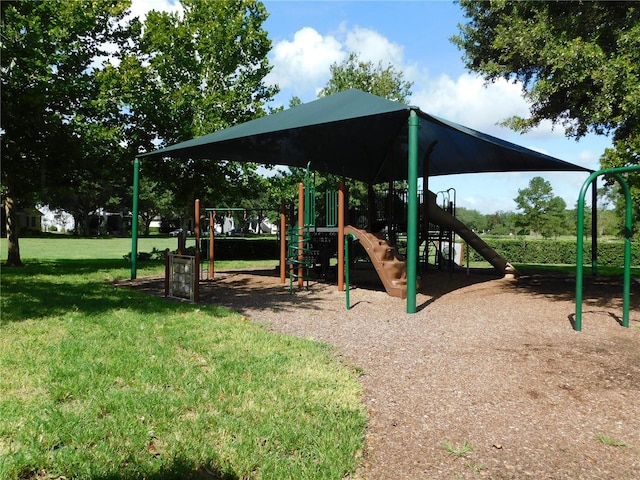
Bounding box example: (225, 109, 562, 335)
(344, 225, 415, 299)
(425, 191, 517, 276)
(343, 191, 515, 299)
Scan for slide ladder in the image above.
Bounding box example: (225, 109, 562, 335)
(344, 225, 416, 299)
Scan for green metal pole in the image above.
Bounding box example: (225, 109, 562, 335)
(591, 178, 598, 275)
(406, 110, 420, 313)
(345, 232, 358, 310)
(575, 174, 591, 331)
(131, 158, 140, 280)
(615, 172, 633, 328)
(576, 165, 639, 331)
(345, 235, 351, 310)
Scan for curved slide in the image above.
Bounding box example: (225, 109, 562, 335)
(343, 192, 515, 299)
(426, 191, 517, 276)
(344, 225, 415, 299)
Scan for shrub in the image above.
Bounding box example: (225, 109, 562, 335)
(467, 238, 639, 266)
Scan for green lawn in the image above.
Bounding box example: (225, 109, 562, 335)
(0, 240, 366, 479)
(1, 236, 185, 261)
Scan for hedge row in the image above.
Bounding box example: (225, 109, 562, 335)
(134, 236, 638, 266)
(466, 238, 640, 266)
(199, 237, 279, 260)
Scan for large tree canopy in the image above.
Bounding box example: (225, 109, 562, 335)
(1, 0, 130, 265)
(1, 0, 278, 265)
(514, 176, 567, 239)
(319, 52, 413, 104)
(119, 0, 278, 217)
(453, 1, 640, 220)
(453, 1, 639, 141)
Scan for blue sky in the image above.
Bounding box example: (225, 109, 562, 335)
(131, 0, 612, 214)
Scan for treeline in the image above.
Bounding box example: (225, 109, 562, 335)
(456, 176, 638, 240)
(456, 206, 626, 239)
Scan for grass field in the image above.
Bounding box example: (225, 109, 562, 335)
(0, 239, 366, 479)
(1, 236, 192, 261)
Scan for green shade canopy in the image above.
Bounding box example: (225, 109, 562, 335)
(137, 89, 590, 183)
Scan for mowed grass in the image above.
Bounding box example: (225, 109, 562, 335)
(0, 236, 182, 261)
(0, 240, 366, 479)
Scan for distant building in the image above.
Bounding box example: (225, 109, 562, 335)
(39, 206, 75, 233)
(1, 206, 43, 235)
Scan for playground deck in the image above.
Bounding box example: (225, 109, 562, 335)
(118, 269, 640, 480)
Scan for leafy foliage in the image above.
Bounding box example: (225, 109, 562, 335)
(453, 1, 640, 223)
(117, 0, 279, 220)
(1, 0, 131, 262)
(514, 177, 568, 238)
(456, 207, 488, 233)
(466, 238, 640, 267)
(453, 1, 639, 140)
(122, 0, 277, 147)
(319, 52, 413, 103)
(1, 1, 279, 264)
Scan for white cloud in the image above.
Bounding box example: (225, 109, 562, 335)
(266, 27, 345, 97)
(409, 73, 567, 141)
(266, 25, 407, 102)
(410, 74, 527, 134)
(344, 26, 405, 68)
(128, 0, 183, 21)
(266, 23, 551, 143)
(576, 149, 601, 170)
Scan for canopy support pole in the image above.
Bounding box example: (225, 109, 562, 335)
(406, 110, 419, 313)
(338, 181, 346, 291)
(131, 158, 140, 280)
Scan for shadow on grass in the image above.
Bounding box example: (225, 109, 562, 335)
(1, 259, 345, 324)
(17, 457, 237, 480)
(91, 457, 236, 480)
(0, 260, 207, 325)
(4, 258, 140, 275)
(8, 260, 634, 325)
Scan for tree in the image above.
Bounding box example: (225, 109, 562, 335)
(1, 0, 130, 265)
(119, 0, 278, 221)
(456, 207, 487, 233)
(486, 210, 516, 236)
(453, 1, 639, 220)
(271, 53, 414, 225)
(310, 53, 414, 211)
(514, 177, 567, 238)
(600, 137, 640, 235)
(319, 52, 413, 103)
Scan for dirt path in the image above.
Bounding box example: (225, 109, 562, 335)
(119, 269, 640, 479)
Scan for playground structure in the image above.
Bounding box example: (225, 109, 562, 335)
(163, 203, 277, 302)
(273, 165, 515, 299)
(162, 163, 517, 304)
(133, 89, 634, 320)
(162, 164, 637, 332)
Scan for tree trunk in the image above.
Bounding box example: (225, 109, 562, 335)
(4, 190, 23, 267)
(80, 209, 90, 236)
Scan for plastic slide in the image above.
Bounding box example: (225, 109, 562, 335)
(426, 191, 516, 276)
(344, 225, 415, 299)
(343, 191, 515, 299)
